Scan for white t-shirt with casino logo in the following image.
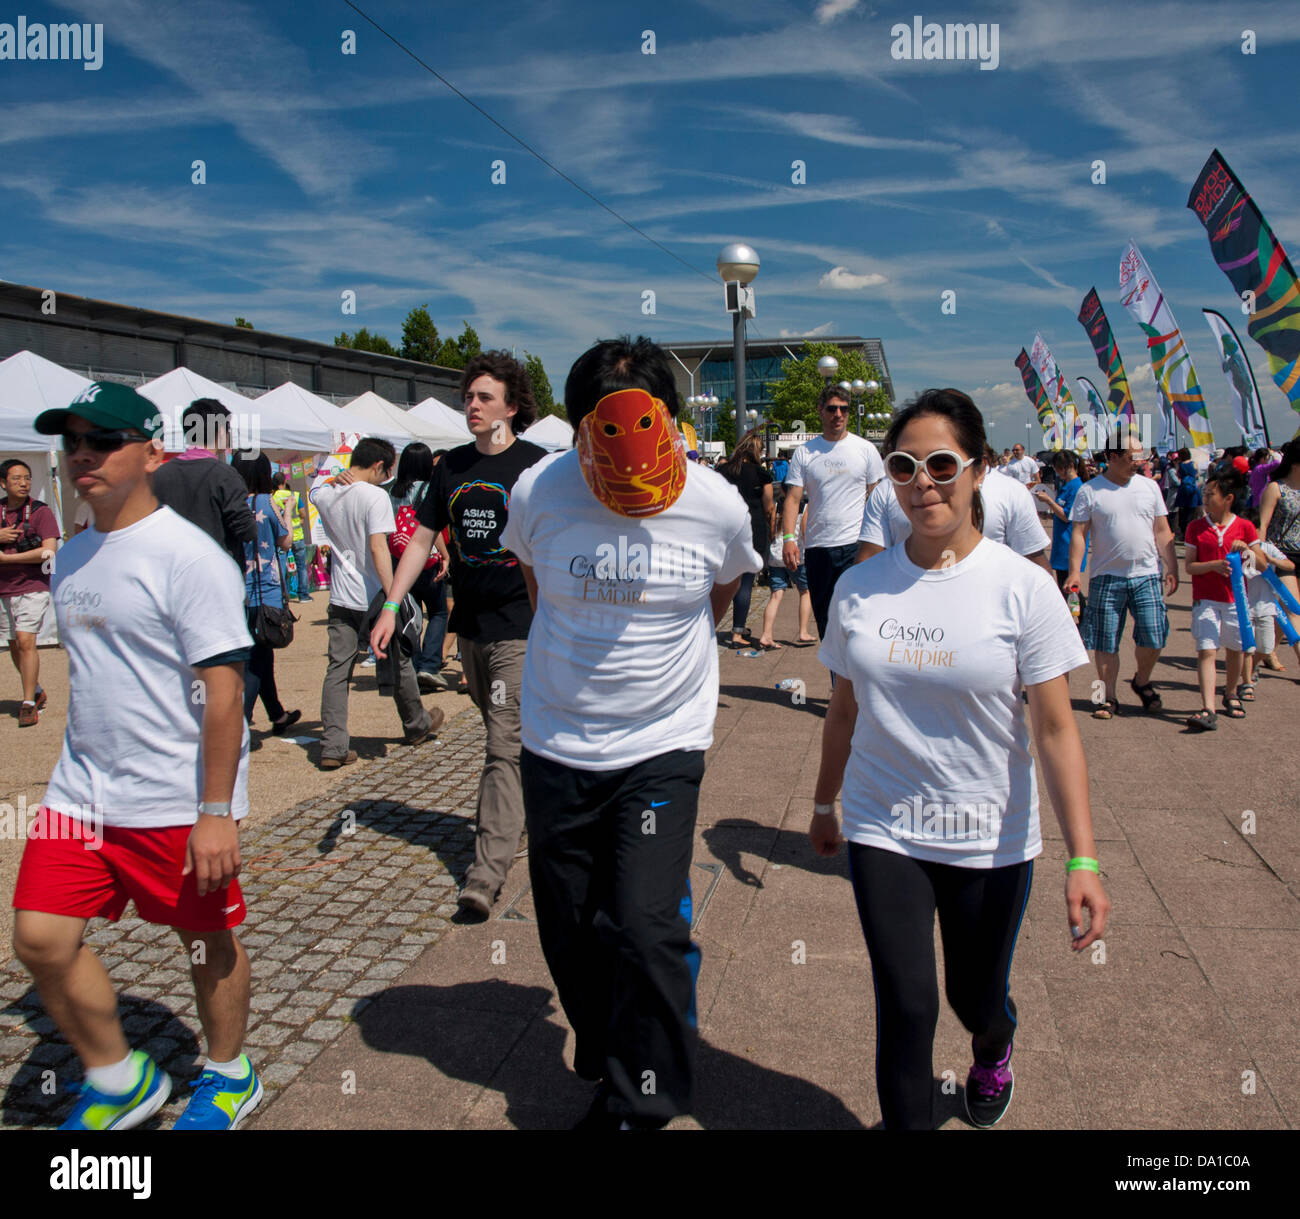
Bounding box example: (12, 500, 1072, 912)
(819, 537, 1087, 867)
(44, 507, 253, 828)
(501, 452, 761, 770)
(785, 433, 884, 549)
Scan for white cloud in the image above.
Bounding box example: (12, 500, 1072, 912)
(815, 0, 862, 24)
(820, 267, 887, 290)
(779, 322, 835, 337)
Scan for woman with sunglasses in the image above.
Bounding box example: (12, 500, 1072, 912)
(809, 388, 1109, 1130)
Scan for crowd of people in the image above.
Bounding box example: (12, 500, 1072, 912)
(3, 344, 1294, 1134)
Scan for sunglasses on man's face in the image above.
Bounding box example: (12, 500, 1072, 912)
(884, 449, 977, 486)
(62, 429, 153, 455)
(822, 402, 850, 415)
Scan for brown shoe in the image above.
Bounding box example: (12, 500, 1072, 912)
(319, 749, 358, 771)
(18, 703, 38, 727)
(33, 689, 47, 712)
(406, 707, 445, 746)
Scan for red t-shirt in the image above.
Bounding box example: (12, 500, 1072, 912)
(1185, 515, 1258, 603)
(0, 498, 60, 597)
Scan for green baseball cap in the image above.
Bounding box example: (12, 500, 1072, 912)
(35, 381, 163, 437)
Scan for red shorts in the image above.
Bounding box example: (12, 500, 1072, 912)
(12, 812, 246, 931)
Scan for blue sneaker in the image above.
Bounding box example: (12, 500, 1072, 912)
(173, 1056, 263, 1130)
(60, 1051, 171, 1130)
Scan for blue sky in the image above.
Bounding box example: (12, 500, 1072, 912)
(3, 0, 1299, 447)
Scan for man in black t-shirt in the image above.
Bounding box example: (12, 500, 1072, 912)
(152, 398, 256, 571)
(373, 352, 547, 919)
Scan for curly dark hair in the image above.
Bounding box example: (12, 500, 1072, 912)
(460, 351, 538, 431)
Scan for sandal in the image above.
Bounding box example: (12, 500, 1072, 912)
(1236, 682, 1256, 703)
(1185, 708, 1218, 731)
(1220, 694, 1246, 719)
(1129, 678, 1162, 711)
(758, 641, 783, 651)
(1091, 698, 1120, 720)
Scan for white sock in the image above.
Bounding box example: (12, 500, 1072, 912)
(204, 1054, 248, 1079)
(21, 700, 34, 707)
(86, 1052, 142, 1095)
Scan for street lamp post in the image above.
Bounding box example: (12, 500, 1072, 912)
(718, 243, 759, 422)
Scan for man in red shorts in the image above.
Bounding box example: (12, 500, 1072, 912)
(11, 382, 262, 1130)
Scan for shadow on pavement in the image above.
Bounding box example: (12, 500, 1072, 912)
(352, 980, 867, 1130)
(702, 819, 850, 886)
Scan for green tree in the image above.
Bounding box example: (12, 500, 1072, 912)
(400, 305, 440, 364)
(524, 352, 559, 417)
(335, 327, 398, 356)
(433, 321, 482, 370)
(768, 342, 890, 434)
(234, 317, 253, 329)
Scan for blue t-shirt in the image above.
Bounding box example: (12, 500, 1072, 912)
(1050, 476, 1087, 572)
(244, 492, 287, 610)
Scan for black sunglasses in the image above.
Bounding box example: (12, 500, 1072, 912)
(62, 429, 153, 455)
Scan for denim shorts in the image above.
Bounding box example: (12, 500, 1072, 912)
(769, 564, 808, 593)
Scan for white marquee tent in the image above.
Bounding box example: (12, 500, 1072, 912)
(409, 396, 473, 446)
(345, 391, 452, 448)
(257, 382, 411, 452)
(521, 414, 574, 452)
(0, 350, 92, 528)
(139, 367, 335, 454)
(0, 351, 95, 643)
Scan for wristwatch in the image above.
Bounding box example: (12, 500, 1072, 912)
(813, 801, 836, 817)
(199, 801, 233, 818)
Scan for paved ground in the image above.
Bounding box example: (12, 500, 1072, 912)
(2, 554, 1297, 1129)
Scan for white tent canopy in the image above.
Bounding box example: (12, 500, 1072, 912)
(0, 350, 91, 535)
(345, 391, 449, 448)
(521, 414, 573, 452)
(0, 350, 92, 642)
(0, 350, 92, 453)
(409, 396, 473, 447)
(257, 382, 411, 452)
(139, 367, 335, 454)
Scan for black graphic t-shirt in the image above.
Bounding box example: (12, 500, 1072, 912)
(418, 438, 549, 643)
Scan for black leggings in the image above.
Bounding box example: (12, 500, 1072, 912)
(848, 843, 1033, 1130)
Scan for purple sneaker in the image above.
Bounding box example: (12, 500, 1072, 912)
(964, 1039, 1014, 1127)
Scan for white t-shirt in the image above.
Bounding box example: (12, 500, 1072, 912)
(310, 481, 395, 611)
(1004, 455, 1039, 485)
(785, 433, 884, 549)
(44, 507, 253, 829)
(819, 538, 1088, 867)
(1068, 473, 1167, 579)
(859, 475, 1047, 556)
(501, 453, 761, 770)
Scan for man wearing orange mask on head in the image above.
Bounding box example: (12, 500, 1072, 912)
(502, 336, 762, 1130)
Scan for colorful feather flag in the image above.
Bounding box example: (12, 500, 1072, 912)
(1015, 348, 1061, 445)
(1188, 149, 1300, 422)
(1203, 308, 1270, 448)
(1077, 287, 1135, 426)
(1118, 240, 1215, 448)
(1029, 333, 1087, 453)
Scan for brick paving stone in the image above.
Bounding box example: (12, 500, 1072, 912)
(304, 1019, 345, 1043)
(0, 710, 488, 1119)
(245, 1023, 295, 1048)
(260, 1062, 305, 1088)
(280, 1039, 326, 1066)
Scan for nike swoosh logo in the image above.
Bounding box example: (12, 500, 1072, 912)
(650, 800, 670, 808)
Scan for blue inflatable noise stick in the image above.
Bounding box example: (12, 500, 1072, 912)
(1261, 567, 1300, 645)
(1228, 552, 1257, 653)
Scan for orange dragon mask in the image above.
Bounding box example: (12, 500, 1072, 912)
(577, 388, 687, 517)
